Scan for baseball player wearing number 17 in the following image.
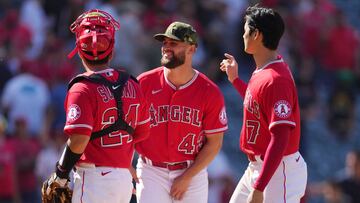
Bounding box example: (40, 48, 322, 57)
(220, 5, 307, 203)
(136, 21, 228, 203)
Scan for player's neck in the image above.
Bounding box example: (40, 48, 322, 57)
(164, 64, 195, 89)
(253, 50, 278, 70)
(83, 62, 110, 72)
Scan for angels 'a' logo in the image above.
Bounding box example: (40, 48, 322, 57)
(67, 104, 81, 122)
(274, 100, 291, 118)
(219, 107, 227, 125)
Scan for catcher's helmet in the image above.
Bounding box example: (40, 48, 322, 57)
(67, 9, 120, 61)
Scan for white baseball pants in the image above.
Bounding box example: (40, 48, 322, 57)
(230, 151, 307, 203)
(72, 164, 133, 203)
(136, 158, 208, 203)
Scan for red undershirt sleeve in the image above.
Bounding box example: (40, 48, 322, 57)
(232, 78, 247, 98)
(253, 124, 291, 192)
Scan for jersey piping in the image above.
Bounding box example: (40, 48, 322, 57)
(204, 126, 228, 134)
(254, 58, 284, 74)
(163, 68, 200, 90)
(269, 121, 296, 129)
(64, 124, 93, 130)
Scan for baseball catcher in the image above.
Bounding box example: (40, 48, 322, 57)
(41, 8, 149, 203)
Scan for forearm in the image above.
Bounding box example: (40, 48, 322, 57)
(232, 78, 247, 98)
(253, 125, 290, 191)
(67, 134, 89, 153)
(57, 134, 89, 178)
(181, 133, 223, 180)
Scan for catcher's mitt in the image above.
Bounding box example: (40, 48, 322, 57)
(41, 174, 72, 203)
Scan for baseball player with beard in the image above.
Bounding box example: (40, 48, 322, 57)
(135, 21, 228, 203)
(220, 5, 307, 203)
(41, 9, 150, 203)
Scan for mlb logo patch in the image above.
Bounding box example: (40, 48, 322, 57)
(274, 100, 291, 118)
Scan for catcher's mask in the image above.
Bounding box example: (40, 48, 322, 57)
(67, 9, 120, 61)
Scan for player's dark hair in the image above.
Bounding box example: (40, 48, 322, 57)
(83, 51, 112, 66)
(244, 5, 285, 50)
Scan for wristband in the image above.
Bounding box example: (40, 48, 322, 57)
(56, 145, 82, 179)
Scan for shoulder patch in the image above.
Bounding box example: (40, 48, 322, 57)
(219, 107, 228, 125)
(274, 100, 291, 118)
(67, 104, 81, 122)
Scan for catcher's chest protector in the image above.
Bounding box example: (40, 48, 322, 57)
(67, 69, 136, 140)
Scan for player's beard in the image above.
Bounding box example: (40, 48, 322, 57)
(161, 50, 185, 69)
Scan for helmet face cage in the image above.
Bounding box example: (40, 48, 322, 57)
(67, 9, 120, 61)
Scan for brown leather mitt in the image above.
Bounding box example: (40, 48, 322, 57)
(41, 174, 72, 203)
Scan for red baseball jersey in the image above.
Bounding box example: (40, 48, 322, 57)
(240, 57, 300, 156)
(136, 67, 228, 163)
(64, 69, 150, 168)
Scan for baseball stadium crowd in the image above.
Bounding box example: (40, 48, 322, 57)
(0, 0, 359, 202)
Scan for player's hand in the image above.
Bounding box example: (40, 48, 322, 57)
(170, 175, 192, 201)
(220, 53, 239, 83)
(44, 173, 69, 195)
(247, 189, 263, 203)
(128, 165, 139, 183)
(41, 173, 72, 203)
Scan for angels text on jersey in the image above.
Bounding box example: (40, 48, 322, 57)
(149, 104, 201, 127)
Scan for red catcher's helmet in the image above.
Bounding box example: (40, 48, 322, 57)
(67, 9, 120, 61)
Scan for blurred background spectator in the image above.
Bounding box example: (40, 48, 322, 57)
(0, 0, 359, 202)
(7, 118, 41, 203)
(208, 150, 236, 203)
(336, 150, 360, 203)
(0, 115, 20, 203)
(322, 180, 351, 203)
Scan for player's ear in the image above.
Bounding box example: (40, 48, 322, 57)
(253, 29, 260, 39)
(187, 44, 196, 55)
(253, 29, 263, 43)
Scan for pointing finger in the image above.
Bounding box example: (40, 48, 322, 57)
(224, 53, 234, 60)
